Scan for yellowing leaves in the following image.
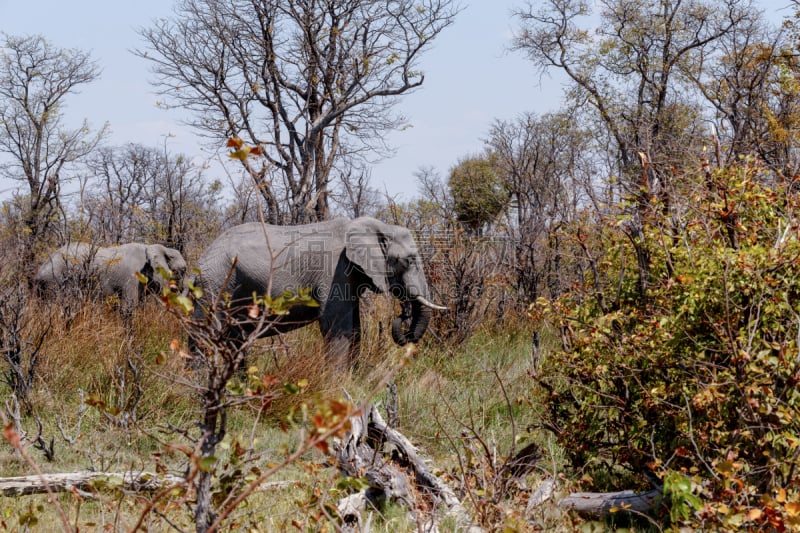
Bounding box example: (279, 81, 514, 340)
(226, 137, 263, 160)
(746, 508, 763, 521)
(228, 145, 252, 160)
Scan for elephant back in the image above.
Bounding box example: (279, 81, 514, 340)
(91, 244, 148, 298)
(197, 224, 274, 296)
(34, 242, 97, 299)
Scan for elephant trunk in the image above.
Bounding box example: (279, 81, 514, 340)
(408, 300, 432, 343)
(391, 299, 432, 346)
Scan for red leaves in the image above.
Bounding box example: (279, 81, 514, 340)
(4, 423, 20, 448)
(227, 137, 263, 160)
(226, 137, 243, 149)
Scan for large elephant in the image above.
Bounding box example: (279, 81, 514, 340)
(35, 242, 187, 313)
(190, 217, 446, 365)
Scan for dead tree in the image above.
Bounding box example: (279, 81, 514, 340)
(335, 398, 483, 532)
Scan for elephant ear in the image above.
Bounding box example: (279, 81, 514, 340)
(344, 220, 389, 293)
(145, 244, 170, 276)
(162, 247, 186, 275)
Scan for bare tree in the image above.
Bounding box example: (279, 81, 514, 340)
(82, 145, 154, 244)
(0, 275, 48, 412)
(414, 165, 453, 221)
(220, 172, 265, 226)
(330, 159, 382, 218)
(137, 0, 459, 224)
(0, 34, 107, 280)
(511, 0, 755, 302)
(81, 144, 224, 253)
(488, 111, 589, 304)
(690, 13, 798, 171)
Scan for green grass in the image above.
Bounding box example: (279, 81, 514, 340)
(0, 298, 583, 531)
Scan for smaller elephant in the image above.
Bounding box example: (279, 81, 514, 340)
(35, 242, 187, 313)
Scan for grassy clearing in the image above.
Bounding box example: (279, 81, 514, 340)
(0, 296, 584, 531)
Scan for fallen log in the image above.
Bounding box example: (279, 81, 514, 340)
(0, 471, 186, 497)
(558, 488, 662, 517)
(335, 400, 483, 533)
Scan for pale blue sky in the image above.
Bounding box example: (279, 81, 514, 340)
(0, 1, 557, 202)
(0, 1, 789, 203)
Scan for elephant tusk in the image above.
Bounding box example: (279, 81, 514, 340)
(415, 296, 448, 311)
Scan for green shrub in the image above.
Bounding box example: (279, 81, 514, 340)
(533, 160, 800, 530)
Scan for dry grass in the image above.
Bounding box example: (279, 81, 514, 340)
(0, 293, 586, 531)
(32, 300, 193, 418)
(241, 292, 411, 409)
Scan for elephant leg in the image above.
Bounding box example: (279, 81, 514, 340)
(319, 301, 360, 370)
(118, 283, 140, 323)
(185, 332, 202, 370)
(351, 302, 361, 349)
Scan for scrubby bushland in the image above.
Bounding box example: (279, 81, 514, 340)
(532, 159, 800, 530)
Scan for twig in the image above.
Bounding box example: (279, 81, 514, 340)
(0, 410, 73, 531)
(56, 389, 87, 445)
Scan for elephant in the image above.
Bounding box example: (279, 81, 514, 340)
(189, 217, 446, 367)
(35, 242, 187, 314)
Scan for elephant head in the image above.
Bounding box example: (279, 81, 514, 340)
(344, 218, 446, 346)
(142, 244, 187, 294)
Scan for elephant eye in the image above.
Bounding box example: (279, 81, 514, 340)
(392, 257, 409, 272)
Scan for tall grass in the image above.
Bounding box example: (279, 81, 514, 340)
(0, 293, 568, 531)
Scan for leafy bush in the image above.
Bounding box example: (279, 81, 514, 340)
(532, 160, 800, 530)
(448, 153, 508, 235)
